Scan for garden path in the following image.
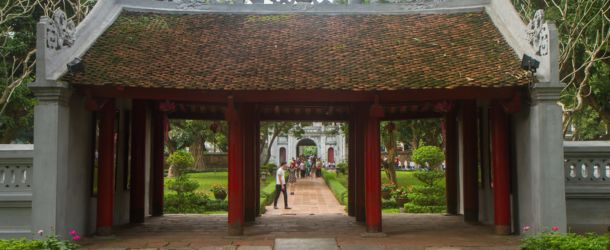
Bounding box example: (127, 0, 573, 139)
(264, 177, 346, 216)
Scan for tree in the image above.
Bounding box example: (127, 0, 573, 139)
(381, 121, 398, 185)
(513, 0, 610, 140)
(167, 120, 227, 170)
(0, 0, 94, 143)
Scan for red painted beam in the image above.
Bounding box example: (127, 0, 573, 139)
(444, 108, 459, 215)
(490, 104, 511, 234)
(461, 101, 479, 223)
(75, 85, 521, 104)
(227, 100, 244, 236)
(97, 100, 115, 235)
(151, 107, 165, 217)
(364, 104, 383, 233)
(129, 100, 147, 223)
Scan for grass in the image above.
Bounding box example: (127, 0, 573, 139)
(164, 172, 228, 196)
(322, 170, 348, 205)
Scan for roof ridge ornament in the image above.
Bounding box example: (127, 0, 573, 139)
(45, 9, 75, 50)
(526, 9, 549, 56)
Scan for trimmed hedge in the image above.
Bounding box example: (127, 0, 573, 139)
(322, 170, 348, 205)
(259, 179, 277, 213)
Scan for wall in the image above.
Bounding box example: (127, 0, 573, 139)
(564, 141, 610, 233)
(0, 145, 33, 238)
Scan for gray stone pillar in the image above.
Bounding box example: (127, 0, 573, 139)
(518, 21, 566, 233)
(30, 84, 72, 238)
(527, 83, 566, 233)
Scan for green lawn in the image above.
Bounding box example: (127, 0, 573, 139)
(164, 172, 228, 196)
(328, 170, 428, 189)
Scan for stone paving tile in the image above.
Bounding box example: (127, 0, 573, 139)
(236, 246, 272, 250)
(197, 246, 236, 250)
(275, 238, 338, 250)
(340, 245, 385, 250)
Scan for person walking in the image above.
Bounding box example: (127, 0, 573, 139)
(299, 161, 306, 179)
(274, 162, 291, 209)
(288, 163, 297, 195)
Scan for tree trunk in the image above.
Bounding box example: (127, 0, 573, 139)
(191, 136, 206, 170)
(263, 130, 279, 165)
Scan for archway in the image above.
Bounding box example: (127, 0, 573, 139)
(279, 147, 286, 164)
(296, 138, 317, 157)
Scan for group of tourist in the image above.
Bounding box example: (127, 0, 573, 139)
(273, 155, 325, 210)
(291, 155, 323, 179)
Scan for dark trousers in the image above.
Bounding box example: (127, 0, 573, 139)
(274, 184, 288, 208)
(300, 169, 306, 178)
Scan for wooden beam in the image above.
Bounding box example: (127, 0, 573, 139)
(75, 85, 521, 103)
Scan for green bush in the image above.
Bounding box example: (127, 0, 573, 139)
(259, 179, 277, 213)
(336, 162, 348, 176)
(522, 232, 609, 250)
(404, 170, 445, 213)
(167, 176, 200, 195)
(322, 171, 348, 205)
(412, 146, 444, 169)
(166, 150, 195, 176)
(382, 199, 397, 208)
(261, 163, 277, 176)
(164, 192, 209, 213)
(0, 235, 79, 250)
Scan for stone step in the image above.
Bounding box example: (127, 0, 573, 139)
(274, 238, 338, 250)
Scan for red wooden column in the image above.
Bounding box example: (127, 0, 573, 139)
(151, 106, 166, 216)
(461, 100, 479, 223)
(227, 98, 244, 236)
(364, 102, 383, 233)
(347, 117, 356, 217)
(129, 100, 147, 223)
(352, 104, 367, 222)
(444, 108, 459, 215)
(490, 104, 511, 234)
(254, 117, 261, 216)
(243, 105, 258, 222)
(97, 100, 116, 235)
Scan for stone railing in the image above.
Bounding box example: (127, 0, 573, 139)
(564, 141, 610, 233)
(0, 144, 33, 238)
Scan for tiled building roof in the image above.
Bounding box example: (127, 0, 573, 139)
(66, 12, 530, 91)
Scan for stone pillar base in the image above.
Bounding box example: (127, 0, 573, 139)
(228, 223, 244, 236)
(495, 225, 510, 235)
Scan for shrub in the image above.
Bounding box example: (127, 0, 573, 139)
(166, 150, 195, 177)
(404, 170, 445, 213)
(412, 146, 444, 169)
(322, 171, 348, 205)
(0, 234, 80, 250)
(336, 162, 348, 176)
(167, 176, 200, 195)
(522, 232, 609, 250)
(261, 163, 277, 176)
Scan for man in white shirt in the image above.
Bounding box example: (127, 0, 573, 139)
(273, 162, 291, 209)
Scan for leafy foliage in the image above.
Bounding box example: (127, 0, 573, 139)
(167, 176, 199, 195)
(335, 162, 347, 176)
(322, 169, 348, 205)
(404, 170, 446, 213)
(522, 232, 609, 250)
(513, 0, 610, 140)
(0, 235, 79, 250)
(412, 146, 444, 170)
(166, 150, 194, 177)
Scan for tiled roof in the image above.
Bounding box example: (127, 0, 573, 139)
(65, 12, 530, 90)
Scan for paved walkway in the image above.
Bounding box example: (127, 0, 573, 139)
(264, 177, 345, 216)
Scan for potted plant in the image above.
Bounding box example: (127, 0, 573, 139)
(210, 184, 227, 201)
(381, 184, 396, 200)
(392, 187, 409, 207)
